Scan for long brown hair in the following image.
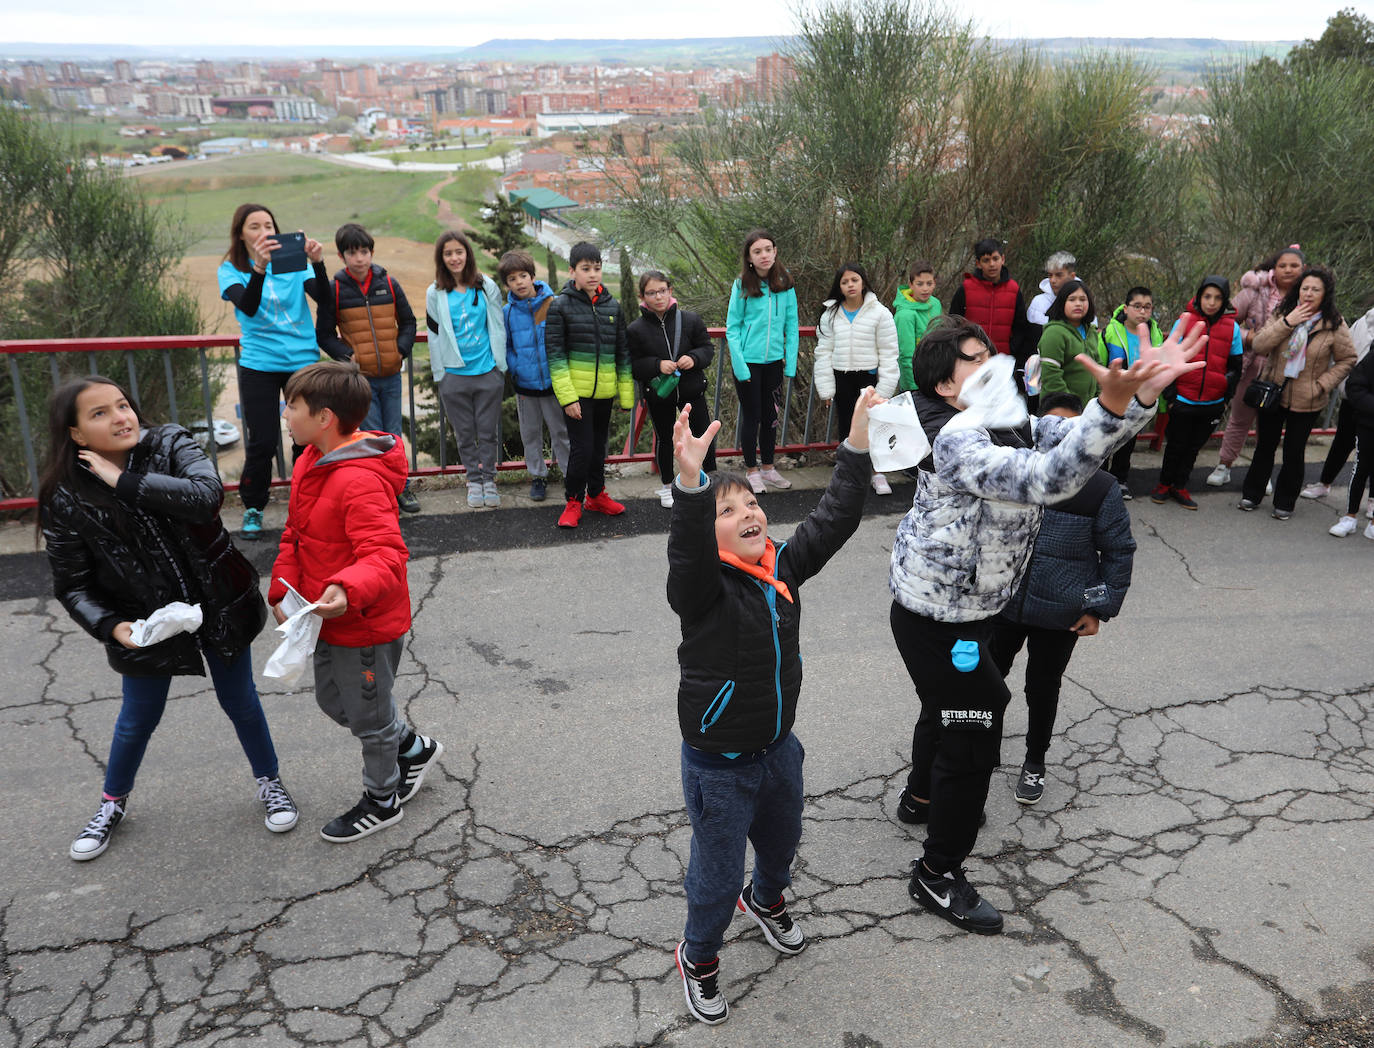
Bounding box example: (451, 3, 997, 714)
(434, 230, 478, 291)
(224, 202, 279, 272)
(739, 228, 794, 298)
(36, 376, 149, 535)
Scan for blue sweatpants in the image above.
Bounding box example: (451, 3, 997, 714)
(680, 732, 805, 965)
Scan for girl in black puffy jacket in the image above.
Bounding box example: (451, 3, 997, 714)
(39, 376, 297, 862)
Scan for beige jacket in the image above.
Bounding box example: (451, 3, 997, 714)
(1252, 315, 1356, 413)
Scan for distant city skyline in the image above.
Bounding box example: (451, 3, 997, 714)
(0, 0, 1344, 48)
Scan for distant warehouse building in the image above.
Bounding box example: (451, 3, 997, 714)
(198, 137, 252, 155)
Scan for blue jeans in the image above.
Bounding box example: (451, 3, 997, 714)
(104, 648, 279, 797)
(681, 732, 804, 964)
(364, 372, 403, 439)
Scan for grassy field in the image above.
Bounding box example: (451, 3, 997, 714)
(133, 153, 460, 253)
(40, 115, 325, 153)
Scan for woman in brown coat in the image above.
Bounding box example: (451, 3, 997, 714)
(1239, 267, 1356, 519)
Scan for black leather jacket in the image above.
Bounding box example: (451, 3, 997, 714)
(42, 425, 266, 677)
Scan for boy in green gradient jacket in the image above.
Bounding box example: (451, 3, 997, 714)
(545, 241, 635, 527)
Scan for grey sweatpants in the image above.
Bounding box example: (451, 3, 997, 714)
(438, 368, 505, 485)
(516, 393, 571, 478)
(313, 637, 409, 796)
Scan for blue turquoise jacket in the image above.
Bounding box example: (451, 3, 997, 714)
(503, 280, 556, 395)
(725, 279, 799, 381)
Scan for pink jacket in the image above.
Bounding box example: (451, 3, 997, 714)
(1231, 269, 1283, 350)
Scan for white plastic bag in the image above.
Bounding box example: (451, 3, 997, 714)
(866, 392, 932, 472)
(941, 353, 1029, 434)
(263, 579, 322, 687)
(127, 601, 203, 648)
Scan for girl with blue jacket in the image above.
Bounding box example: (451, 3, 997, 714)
(726, 230, 798, 495)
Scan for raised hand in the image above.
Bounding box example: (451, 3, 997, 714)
(1077, 320, 1206, 415)
(673, 404, 722, 489)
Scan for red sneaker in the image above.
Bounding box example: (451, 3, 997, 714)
(557, 498, 583, 529)
(1149, 483, 1171, 504)
(584, 490, 626, 515)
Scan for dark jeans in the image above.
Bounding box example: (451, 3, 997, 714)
(831, 369, 875, 442)
(989, 618, 1079, 766)
(891, 602, 1009, 875)
(681, 733, 804, 964)
(1158, 404, 1223, 489)
(1241, 407, 1320, 512)
(105, 648, 278, 797)
(564, 396, 613, 501)
(1319, 400, 1357, 485)
(238, 366, 302, 511)
(734, 359, 785, 468)
(646, 386, 715, 482)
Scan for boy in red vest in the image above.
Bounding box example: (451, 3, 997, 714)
(269, 361, 443, 843)
(316, 223, 420, 514)
(949, 237, 1034, 370)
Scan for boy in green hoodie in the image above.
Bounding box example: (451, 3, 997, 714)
(892, 260, 942, 392)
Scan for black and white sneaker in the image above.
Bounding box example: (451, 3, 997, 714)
(909, 862, 1004, 935)
(396, 734, 445, 804)
(256, 775, 299, 832)
(736, 884, 806, 955)
(675, 941, 728, 1025)
(896, 788, 929, 825)
(320, 793, 403, 843)
(1015, 763, 1045, 806)
(70, 797, 126, 861)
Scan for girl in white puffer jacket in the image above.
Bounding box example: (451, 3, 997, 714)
(814, 263, 900, 493)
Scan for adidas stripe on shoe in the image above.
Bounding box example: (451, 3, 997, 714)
(320, 793, 403, 843)
(736, 883, 806, 955)
(397, 735, 444, 804)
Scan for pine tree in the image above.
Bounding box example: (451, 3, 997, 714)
(470, 195, 530, 258)
(618, 247, 636, 313)
(546, 246, 559, 288)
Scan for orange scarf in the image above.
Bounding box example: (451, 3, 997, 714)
(718, 540, 793, 603)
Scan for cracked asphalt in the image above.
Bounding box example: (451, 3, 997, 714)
(1, 459, 1371, 1048)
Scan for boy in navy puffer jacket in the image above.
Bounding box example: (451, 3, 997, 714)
(666, 391, 878, 1026)
(989, 393, 1136, 808)
(499, 250, 568, 501)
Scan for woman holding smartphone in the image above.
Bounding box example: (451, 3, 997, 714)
(217, 203, 328, 540)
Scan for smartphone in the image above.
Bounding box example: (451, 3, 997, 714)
(272, 231, 307, 274)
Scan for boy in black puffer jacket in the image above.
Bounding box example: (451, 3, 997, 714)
(666, 391, 878, 1026)
(989, 393, 1136, 807)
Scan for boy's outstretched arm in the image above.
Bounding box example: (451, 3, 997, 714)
(782, 388, 882, 586)
(667, 406, 725, 621)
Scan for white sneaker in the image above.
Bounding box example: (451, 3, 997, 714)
(747, 470, 766, 495)
(1365, 522, 1374, 541)
(1266, 479, 1274, 496)
(1206, 464, 1230, 487)
(1366, 499, 1373, 520)
(656, 484, 674, 508)
(1300, 482, 1330, 499)
(760, 466, 791, 489)
(1329, 516, 1358, 537)
(871, 473, 892, 495)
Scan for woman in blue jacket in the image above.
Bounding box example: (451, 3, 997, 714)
(726, 230, 798, 495)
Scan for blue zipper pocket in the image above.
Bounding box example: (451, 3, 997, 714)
(700, 680, 736, 733)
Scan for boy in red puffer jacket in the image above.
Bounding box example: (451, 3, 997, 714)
(269, 361, 444, 843)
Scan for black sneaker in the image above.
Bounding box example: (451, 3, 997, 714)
(320, 793, 403, 843)
(1119, 484, 1133, 502)
(1015, 762, 1045, 806)
(675, 941, 728, 1025)
(736, 883, 806, 955)
(529, 477, 548, 501)
(397, 488, 421, 514)
(256, 775, 299, 832)
(1170, 487, 1198, 510)
(70, 796, 126, 861)
(909, 862, 1004, 935)
(896, 788, 929, 824)
(396, 734, 445, 804)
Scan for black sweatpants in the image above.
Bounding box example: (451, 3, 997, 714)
(645, 387, 715, 481)
(1319, 399, 1357, 486)
(989, 618, 1079, 766)
(238, 366, 303, 511)
(564, 396, 613, 502)
(1242, 407, 1320, 512)
(891, 602, 1010, 874)
(1158, 403, 1223, 490)
(734, 358, 785, 468)
(830, 369, 874, 442)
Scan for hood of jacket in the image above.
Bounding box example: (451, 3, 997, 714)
(893, 288, 941, 317)
(296, 433, 407, 497)
(508, 280, 554, 312)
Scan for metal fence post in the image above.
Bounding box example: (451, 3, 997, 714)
(161, 349, 179, 425)
(199, 348, 218, 470)
(7, 354, 40, 498)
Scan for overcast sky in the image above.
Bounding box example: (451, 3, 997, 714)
(1, 0, 1361, 48)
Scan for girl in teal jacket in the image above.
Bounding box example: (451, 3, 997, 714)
(726, 229, 799, 493)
